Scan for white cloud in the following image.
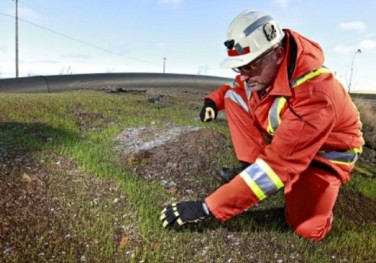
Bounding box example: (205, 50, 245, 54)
(60, 53, 92, 60)
(20, 8, 40, 21)
(338, 21, 366, 32)
(333, 40, 376, 54)
(273, 0, 292, 7)
(332, 44, 354, 54)
(158, 0, 183, 4)
(356, 79, 376, 93)
(0, 44, 6, 53)
(359, 39, 376, 50)
(157, 42, 167, 50)
(4, 7, 40, 22)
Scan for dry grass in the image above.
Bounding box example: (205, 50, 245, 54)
(353, 97, 376, 149)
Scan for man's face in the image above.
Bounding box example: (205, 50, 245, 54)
(236, 46, 284, 92)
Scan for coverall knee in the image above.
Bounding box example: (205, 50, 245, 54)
(284, 166, 341, 241)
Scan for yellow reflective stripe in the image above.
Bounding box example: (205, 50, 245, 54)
(226, 80, 236, 87)
(239, 171, 267, 200)
(292, 67, 331, 88)
(266, 123, 273, 135)
(329, 158, 358, 166)
(267, 97, 287, 135)
(226, 79, 245, 89)
(255, 159, 284, 189)
(330, 160, 352, 166)
(349, 147, 363, 154)
(239, 158, 284, 200)
(276, 98, 287, 124)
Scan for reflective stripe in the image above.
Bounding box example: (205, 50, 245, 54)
(239, 158, 284, 200)
(256, 158, 284, 189)
(224, 80, 240, 89)
(267, 67, 331, 135)
(231, 80, 239, 88)
(225, 82, 235, 88)
(267, 97, 287, 135)
(240, 171, 266, 200)
(319, 147, 362, 166)
(291, 67, 331, 88)
(245, 82, 252, 100)
(244, 15, 273, 36)
(225, 90, 250, 113)
(228, 46, 250, 56)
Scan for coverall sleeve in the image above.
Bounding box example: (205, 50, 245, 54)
(204, 85, 230, 111)
(205, 87, 337, 222)
(205, 175, 259, 222)
(204, 76, 242, 111)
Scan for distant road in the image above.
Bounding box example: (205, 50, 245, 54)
(0, 73, 232, 93)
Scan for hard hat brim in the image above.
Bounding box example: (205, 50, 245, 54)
(220, 52, 262, 69)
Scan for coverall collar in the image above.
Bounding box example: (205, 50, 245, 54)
(268, 33, 294, 97)
(268, 29, 325, 98)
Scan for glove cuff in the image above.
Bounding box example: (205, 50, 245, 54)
(204, 99, 217, 113)
(202, 201, 210, 216)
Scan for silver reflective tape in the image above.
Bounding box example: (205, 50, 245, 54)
(245, 164, 278, 195)
(244, 15, 273, 36)
(224, 90, 249, 113)
(269, 97, 282, 133)
(319, 151, 358, 163)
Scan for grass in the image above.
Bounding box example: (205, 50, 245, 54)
(0, 89, 375, 263)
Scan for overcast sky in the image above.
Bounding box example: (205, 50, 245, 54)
(0, 0, 375, 92)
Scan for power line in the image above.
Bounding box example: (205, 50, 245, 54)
(0, 12, 159, 65)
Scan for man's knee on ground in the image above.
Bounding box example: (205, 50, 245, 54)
(293, 218, 332, 242)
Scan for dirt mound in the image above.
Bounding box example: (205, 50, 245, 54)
(119, 126, 232, 199)
(335, 188, 376, 226)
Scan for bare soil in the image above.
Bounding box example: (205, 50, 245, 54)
(117, 125, 232, 199)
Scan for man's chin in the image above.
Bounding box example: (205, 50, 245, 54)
(248, 83, 266, 91)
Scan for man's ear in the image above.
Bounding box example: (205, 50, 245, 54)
(274, 46, 285, 65)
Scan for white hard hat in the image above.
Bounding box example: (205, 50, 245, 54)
(220, 9, 285, 69)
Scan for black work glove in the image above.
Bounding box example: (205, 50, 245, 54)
(160, 201, 210, 229)
(199, 99, 218, 122)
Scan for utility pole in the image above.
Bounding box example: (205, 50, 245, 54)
(14, 0, 19, 78)
(163, 57, 166, 73)
(347, 49, 361, 92)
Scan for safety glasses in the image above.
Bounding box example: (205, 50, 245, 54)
(233, 48, 275, 74)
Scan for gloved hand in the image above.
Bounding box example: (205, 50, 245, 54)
(199, 99, 218, 122)
(160, 201, 210, 229)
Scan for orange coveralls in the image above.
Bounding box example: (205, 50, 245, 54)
(204, 29, 364, 241)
